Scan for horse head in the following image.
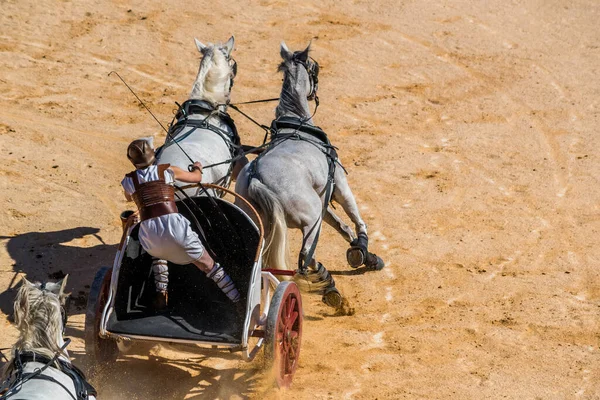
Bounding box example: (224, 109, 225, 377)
(190, 36, 237, 107)
(3, 276, 97, 398)
(13, 276, 70, 358)
(276, 41, 320, 121)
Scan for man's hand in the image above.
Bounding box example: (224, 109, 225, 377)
(190, 161, 203, 173)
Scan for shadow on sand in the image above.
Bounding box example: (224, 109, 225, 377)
(70, 348, 263, 399)
(328, 265, 374, 276)
(0, 227, 117, 317)
(1, 227, 267, 399)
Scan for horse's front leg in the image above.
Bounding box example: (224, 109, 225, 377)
(332, 173, 384, 271)
(324, 206, 355, 243)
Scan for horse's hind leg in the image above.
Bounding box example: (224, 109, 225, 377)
(296, 220, 343, 309)
(333, 173, 384, 271)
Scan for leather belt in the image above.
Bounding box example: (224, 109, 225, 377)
(139, 201, 178, 221)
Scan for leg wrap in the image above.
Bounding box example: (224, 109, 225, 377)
(347, 232, 369, 268)
(304, 263, 335, 294)
(310, 263, 342, 309)
(152, 258, 169, 292)
(353, 232, 369, 252)
(207, 263, 241, 303)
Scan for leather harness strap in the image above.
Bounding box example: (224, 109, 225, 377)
(128, 164, 178, 221)
(168, 99, 242, 154)
(12, 351, 97, 400)
(270, 117, 331, 146)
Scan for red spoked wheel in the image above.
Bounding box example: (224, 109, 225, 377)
(85, 266, 118, 364)
(265, 281, 303, 388)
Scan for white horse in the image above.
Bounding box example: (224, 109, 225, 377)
(156, 36, 247, 193)
(1, 276, 96, 400)
(235, 42, 384, 312)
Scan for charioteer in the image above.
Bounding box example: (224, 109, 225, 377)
(121, 137, 241, 310)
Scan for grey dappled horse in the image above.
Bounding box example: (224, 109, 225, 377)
(156, 36, 246, 193)
(235, 42, 384, 311)
(0, 277, 97, 400)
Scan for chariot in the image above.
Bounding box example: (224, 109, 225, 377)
(84, 184, 302, 388)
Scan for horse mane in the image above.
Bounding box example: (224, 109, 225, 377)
(276, 53, 313, 122)
(8, 280, 65, 368)
(189, 46, 232, 106)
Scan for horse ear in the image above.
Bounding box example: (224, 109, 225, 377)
(296, 42, 311, 63)
(224, 36, 235, 56)
(280, 41, 292, 61)
(194, 38, 207, 53)
(58, 275, 69, 297)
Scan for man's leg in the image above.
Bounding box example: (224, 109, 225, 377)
(152, 257, 169, 310)
(193, 251, 240, 303)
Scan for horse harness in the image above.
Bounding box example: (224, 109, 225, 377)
(1, 350, 97, 400)
(251, 116, 345, 272)
(126, 164, 178, 221)
(158, 99, 243, 159)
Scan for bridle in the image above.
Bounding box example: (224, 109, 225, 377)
(229, 57, 238, 89)
(220, 47, 238, 94)
(295, 56, 320, 101)
(60, 299, 69, 336)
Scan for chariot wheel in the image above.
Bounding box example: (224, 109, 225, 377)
(85, 266, 118, 364)
(265, 281, 303, 388)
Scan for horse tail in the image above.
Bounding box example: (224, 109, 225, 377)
(247, 178, 291, 271)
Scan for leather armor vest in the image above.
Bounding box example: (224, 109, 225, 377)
(127, 164, 177, 221)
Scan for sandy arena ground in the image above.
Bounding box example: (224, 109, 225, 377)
(1, 0, 600, 398)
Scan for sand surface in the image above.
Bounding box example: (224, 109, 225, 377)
(1, 0, 599, 398)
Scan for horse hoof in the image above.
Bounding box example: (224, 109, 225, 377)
(322, 287, 343, 309)
(366, 253, 385, 271)
(346, 247, 365, 268)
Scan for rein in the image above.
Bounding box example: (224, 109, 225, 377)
(228, 104, 272, 144)
(202, 92, 321, 171)
(227, 93, 320, 145)
(192, 97, 293, 171)
(174, 185, 243, 266)
(174, 187, 220, 260)
(232, 98, 280, 105)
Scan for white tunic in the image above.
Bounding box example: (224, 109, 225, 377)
(121, 165, 204, 265)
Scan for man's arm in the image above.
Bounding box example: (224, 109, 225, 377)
(170, 162, 203, 183)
